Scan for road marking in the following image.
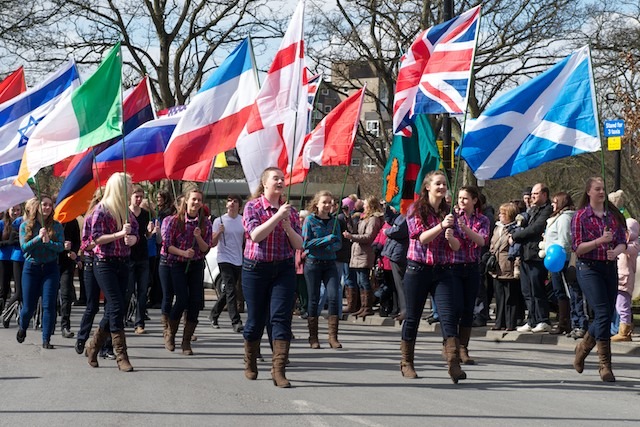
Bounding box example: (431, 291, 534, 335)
(292, 400, 385, 427)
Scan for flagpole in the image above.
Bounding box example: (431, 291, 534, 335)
(209, 164, 226, 245)
(91, 148, 103, 198)
(332, 165, 350, 235)
(299, 176, 309, 210)
(33, 173, 45, 227)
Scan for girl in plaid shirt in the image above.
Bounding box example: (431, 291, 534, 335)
(571, 177, 626, 382)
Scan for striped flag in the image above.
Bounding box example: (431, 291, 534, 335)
(236, 0, 308, 192)
(164, 38, 259, 182)
(0, 61, 80, 212)
(393, 5, 480, 136)
(16, 43, 123, 185)
(306, 71, 322, 131)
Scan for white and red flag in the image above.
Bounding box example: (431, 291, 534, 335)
(393, 5, 481, 136)
(236, 0, 308, 192)
(288, 86, 366, 184)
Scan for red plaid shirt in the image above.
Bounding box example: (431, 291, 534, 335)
(452, 210, 490, 263)
(80, 214, 94, 257)
(243, 195, 301, 262)
(571, 205, 626, 261)
(406, 206, 460, 265)
(160, 214, 213, 265)
(90, 204, 139, 259)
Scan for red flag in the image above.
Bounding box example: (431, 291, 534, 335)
(0, 67, 27, 105)
(236, 0, 308, 192)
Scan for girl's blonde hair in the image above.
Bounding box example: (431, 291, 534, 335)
(362, 195, 383, 219)
(24, 195, 56, 241)
(100, 173, 132, 229)
(307, 190, 334, 215)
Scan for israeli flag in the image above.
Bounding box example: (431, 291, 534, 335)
(459, 46, 601, 180)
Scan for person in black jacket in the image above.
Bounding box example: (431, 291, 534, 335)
(59, 218, 81, 338)
(512, 183, 553, 333)
(381, 205, 409, 320)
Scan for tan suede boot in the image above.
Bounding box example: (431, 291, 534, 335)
(611, 323, 633, 342)
(400, 339, 418, 379)
(596, 340, 615, 382)
(458, 326, 476, 365)
(181, 321, 197, 355)
(244, 340, 260, 380)
(327, 315, 342, 349)
(445, 337, 466, 383)
(85, 327, 109, 368)
(111, 330, 134, 372)
(165, 319, 180, 352)
(307, 317, 320, 349)
(271, 340, 291, 388)
(573, 331, 596, 374)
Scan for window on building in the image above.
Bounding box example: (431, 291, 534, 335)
(363, 157, 378, 174)
(321, 88, 329, 95)
(350, 158, 361, 167)
(324, 105, 331, 113)
(366, 120, 380, 137)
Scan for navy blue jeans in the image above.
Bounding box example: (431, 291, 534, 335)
(304, 258, 340, 316)
(432, 265, 466, 339)
(452, 263, 480, 328)
(352, 268, 371, 291)
(401, 261, 436, 341)
(158, 258, 174, 316)
(519, 260, 550, 325)
(242, 258, 295, 342)
(77, 257, 100, 341)
(94, 258, 129, 333)
(127, 259, 150, 327)
(576, 259, 617, 341)
(550, 262, 572, 302)
(169, 259, 204, 323)
(19, 260, 59, 342)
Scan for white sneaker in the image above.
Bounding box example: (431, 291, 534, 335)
(532, 322, 551, 333)
(516, 323, 532, 332)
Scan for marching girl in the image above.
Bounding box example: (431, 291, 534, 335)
(74, 189, 102, 355)
(242, 167, 303, 388)
(452, 186, 490, 366)
(571, 177, 626, 382)
(302, 190, 342, 349)
(85, 173, 138, 372)
(160, 189, 212, 355)
(1, 205, 23, 327)
(400, 171, 465, 383)
(16, 195, 64, 349)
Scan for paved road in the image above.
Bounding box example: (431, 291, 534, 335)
(0, 306, 638, 427)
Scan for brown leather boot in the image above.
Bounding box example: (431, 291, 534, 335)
(400, 339, 418, 379)
(86, 327, 109, 368)
(611, 323, 633, 342)
(458, 326, 476, 365)
(181, 320, 197, 355)
(596, 340, 615, 382)
(356, 290, 374, 318)
(327, 315, 342, 349)
(244, 340, 260, 380)
(307, 317, 320, 349)
(550, 298, 571, 335)
(271, 340, 291, 388)
(160, 314, 169, 338)
(345, 287, 357, 315)
(573, 331, 596, 373)
(111, 331, 134, 372)
(165, 319, 179, 352)
(445, 337, 466, 383)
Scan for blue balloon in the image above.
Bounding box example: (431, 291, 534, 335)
(544, 244, 566, 273)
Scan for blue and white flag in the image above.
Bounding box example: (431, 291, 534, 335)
(0, 61, 80, 211)
(459, 46, 601, 180)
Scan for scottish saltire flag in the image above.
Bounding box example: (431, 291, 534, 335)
(393, 5, 480, 136)
(0, 61, 80, 212)
(95, 114, 180, 185)
(16, 43, 122, 185)
(164, 38, 259, 182)
(459, 46, 601, 180)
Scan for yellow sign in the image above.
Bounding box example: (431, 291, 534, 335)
(607, 136, 621, 151)
(436, 139, 455, 168)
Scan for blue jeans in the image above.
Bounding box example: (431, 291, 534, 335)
(339, 261, 356, 289)
(569, 279, 588, 329)
(158, 258, 174, 316)
(19, 260, 59, 342)
(352, 268, 371, 291)
(452, 263, 480, 328)
(401, 261, 448, 341)
(519, 260, 550, 325)
(304, 258, 340, 316)
(169, 260, 204, 323)
(242, 258, 295, 342)
(576, 260, 617, 341)
(77, 257, 100, 341)
(128, 259, 150, 327)
(433, 265, 466, 339)
(550, 262, 571, 302)
(94, 258, 129, 333)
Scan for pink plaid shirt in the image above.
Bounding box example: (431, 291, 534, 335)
(91, 204, 139, 259)
(452, 210, 490, 263)
(160, 214, 213, 265)
(571, 205, 626, 261)
(243, 195, 301, 262)
(406, 206, 460, 265)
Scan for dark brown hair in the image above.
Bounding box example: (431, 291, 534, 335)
(413, 170, 449, 225)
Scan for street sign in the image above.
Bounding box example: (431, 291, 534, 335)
(604, 119, 625, 137)
(608, 136, 621, 151)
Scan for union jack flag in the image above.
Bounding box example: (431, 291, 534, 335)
(393, 5, 481, 137)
